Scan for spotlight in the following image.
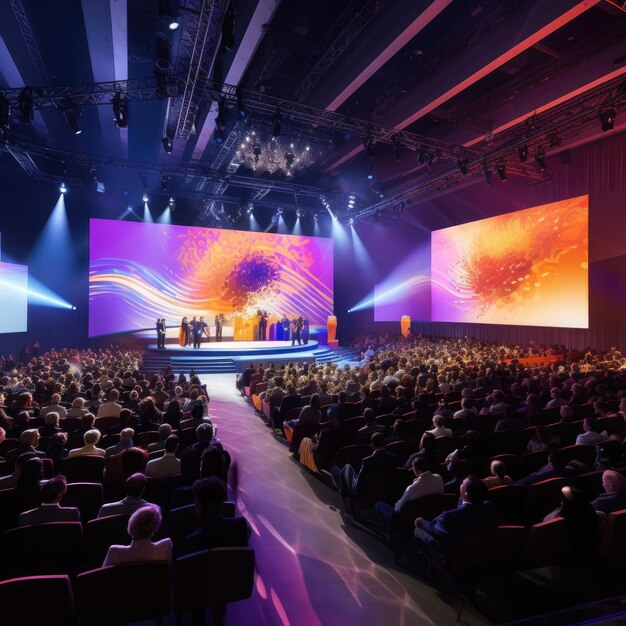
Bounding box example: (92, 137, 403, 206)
(363, 134, 375, 157)
(162, 136, 173, 154)
(285, 150, 295, 169)
(143, 193, 149, 203)
(295, 208, 303, 218)
(59, 182, 67, 194)
(348, 217, 354, 226)
(246, 203, 254, 215)
(534, 149, 547, 170)
(253, 144, 262, 164)
(598, 108, 616, 132)
(111, 91, 128, 128)
(60, 96, 82, 134)
(495, 161, 507, 181)
(518, 144, 529, 163)
(366, 173, 374, 180)
(169, 196, 176, 209)
(158, 0, 179, 29)
(236, 88, 246, 117)
(457, 158, 469, 175)
(161, 175, 169, 192)
(482, 161, 492, 185)
(313, 213, 319, 222)
(272, 109, 282, 137)
(17, 87, 34, 125)
(392, 135, 401, 161)
(417, 148, 427, 165)
(71, 306, 77, 310)
(277, 207, 283, 215)
(214, 124, 226, 143)
(216, 97, 227, 125)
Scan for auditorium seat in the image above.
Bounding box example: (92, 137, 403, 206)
(333, 444, 372, 470)
(375, 413, 397, 428)
(607, 508, 626, 559)
(518, 450, 549, 477)
(61, 456, 105, 484)
(61, 482, 104, 523)
(173, 548, 255, 620)
(0, 438, 18, 456)
(0, 574, 75, 626)
(574, 470, 604, 500)
(4, 521, 85, 577)
(524, 477, 571, 523)
(85, 514, 130, 568)
(385, 441, 420, 465)
(522, 518, 571, 568)
(0, 488, 18, 532)
(76, 562, 170, 626)
(94, 416, 121, 433)
(138, 430, 160, 449)
(487, 484, 527, 524)
(59, 416, 82, 433)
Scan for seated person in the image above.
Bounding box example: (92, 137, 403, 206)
(103, 505, 172, 566)
(40, 394, 67, 420)
(175, 477, 249, 557)
(68, 428, 105, 457)
(590, 469, 626, 514)
(97, 388, 122, 418)
(5, 429, 45, 463)
(516, 448, 568, 486)
(38, 411, 63, 438)
(105, 427, 134, 456)
(414, 475, 499, 561)
(179, 404, 211, 431)
(526, 425, 559, 453)
(385, 419, 416, 445)
(375, 458, 444, 529)
(576, 417, 608, 446)
(148, 423, 173, 453)
(494, 407, 524, 432)
(482, 460, 513, 488)
(18, 474, 80, 526)
(355, 408, 384, 444)
(66, 396, 89, 418)
(145, 435, 181, 479)
(97, 472, 155, 518)
(427, 415, 452, 439)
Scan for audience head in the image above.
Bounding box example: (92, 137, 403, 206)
(40, 474, 68, 504)
(489, 459, 507, 478)
(50, 431, 68, 447)
(82, 413, 96, 429)
(412, 457, 430, 476)
(119, 428, 134, 443)
(84, 429, 101, 446)
(164, 435, 179, 454)
(560, 405, 573, 420)
(20, 428, 39, 447)
(583, 417, 600, 433)
(191, 404, 204, 419)
(363, 408, 375, 424)
(72, 397, 85, 409)
(108, 388, 120, 402)
(371, 432, 385, 449)
(192, 476, 227, 519)
(127, 505, 162, 540)
(460, 475, 488, 504)
(51, 393, 61, 405)
(196, 422, 214, 442)
(310, 394, 321, 411)
(602, 469, 626, 494)
(433, 415, 445, 428)
(125, 472, 146, 498)
(122, 447, 147, 478)
(158, 423, 172, 441)
(17, 457, 44, 487)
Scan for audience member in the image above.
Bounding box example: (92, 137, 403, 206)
(97, 473, 154, 518)
(18, 474, 80, 525)
(145, 435, 181, 479)
(68, 429, 105, 457)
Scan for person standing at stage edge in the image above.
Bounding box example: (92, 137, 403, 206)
(259, 310, 268, 341)
(292, 316, 303, 346)
(179, 316, 189, 348)
(215, 313, 224, 342)
(189, 316, 197, 346)
(281, 314, 290, 342)
(156, 318, 166, 349)
(193, 316, 209, 348)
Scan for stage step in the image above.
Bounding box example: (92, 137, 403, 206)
(141, 354, 238, 375)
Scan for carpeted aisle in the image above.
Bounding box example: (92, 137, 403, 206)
(204, 374, 490, 626)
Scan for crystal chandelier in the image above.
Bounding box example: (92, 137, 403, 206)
(234, 131, 314, 176)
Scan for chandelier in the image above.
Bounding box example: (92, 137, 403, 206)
(234, 130, 314, 176)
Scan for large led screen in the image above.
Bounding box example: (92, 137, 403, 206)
(89, 219, 334, 336)
(0, 262, 28, 333)
(431, 195, 588, 328)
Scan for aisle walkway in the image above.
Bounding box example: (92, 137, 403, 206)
(204, 374, 489, 626)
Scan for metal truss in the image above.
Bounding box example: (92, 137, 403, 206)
(165, 0, 229, 140)
(9, 0, 49, 82)
(293, 0, 391, 102)
(1, 77, 468, 160)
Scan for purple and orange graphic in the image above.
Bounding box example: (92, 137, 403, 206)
(89, 219, 333, 336)
(431, 195, 589, 328)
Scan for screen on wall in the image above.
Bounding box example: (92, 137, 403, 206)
(431, 195, 589, 328)
(88, 219, 334, 337)
(0, 262, 28, 333)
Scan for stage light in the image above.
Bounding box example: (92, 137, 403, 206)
(162, 136, 173, 154)
(272, 109, 282, 137)
(17, 87, 34, 125)
(285, 149, 295, 169)
(142, 192, 149, 203)
(112, 91, 128, 128)
(277, 207, 283, 215)
(246, 203, 254, 215)
(214, 125, 226, 143)
(295, 208, 303, 218)
(534, 149, 547, 170)
(457, 158, 469, 175)
(313, 213, 319, 221)
(159, 0, 179, 29)
(417, 148, 426, 165)
(598, 108, 616, 132)
(59, 182, 67, 194)
(496, 161, 507, 181)
(367, 173, 374, 180)
(168, 196, 176, 209)
(161, 175, 169, 192)
(236, 88, 246, 117)
(348, 217, 354, 226)
(363, 134, 375, 157)
(60, 96, 82, 134)
(392, 135, 401, 161)
(518, 144, 529, 163)
(482, 162, 492, 185)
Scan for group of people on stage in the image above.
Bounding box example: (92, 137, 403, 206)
(276, 313, 309, 346)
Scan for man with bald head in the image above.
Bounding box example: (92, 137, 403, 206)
(97, 473, 155, 517)
(590, 470, 626, 514)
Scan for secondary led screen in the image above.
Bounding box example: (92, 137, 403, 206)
(0, 262, 28, 333)
(431, 195, 588, 328)
(89, 219, 334, 337)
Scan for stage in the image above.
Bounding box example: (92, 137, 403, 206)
(141, 339, 345, 374)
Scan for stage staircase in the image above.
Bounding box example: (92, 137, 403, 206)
(142, 353, 238, 375)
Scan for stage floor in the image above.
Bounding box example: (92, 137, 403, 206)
(147, 340, 318, 355)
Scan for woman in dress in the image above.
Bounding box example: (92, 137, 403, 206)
(178, 316, 189, 347)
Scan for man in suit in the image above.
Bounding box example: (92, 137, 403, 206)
(40, 394, 68, 420)
(272, 384, 301, 434)
(146, 435, 181, 479)
(156, 318, 166, 349)
(97, 473, 155, 518)
(236, 363, 255, 395)
(97, 388, 122, 418)
(338, 432, 396, 503)
(591, 469, 626, 514)
(215, 314, 223, 342)
(5, 429, 45, 463)
(105, 427, 135, 457)
(19, 475, 80, 526)
(414, 474, 499, 560)
(175, 477, 249, 557)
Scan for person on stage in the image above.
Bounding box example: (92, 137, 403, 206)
(281, 314, 290, 342)
(189, 316, 197, 346)
(302, 318, 310, 345)
(156, 318, 166, 349)
(292, 316, 303, 346)
(179, 317, 189, 347)
(259, 310, 268, 341)
(215, 313, 224, 342)
(193, 316, 210, 348)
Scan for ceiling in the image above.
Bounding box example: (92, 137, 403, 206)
(0, 0, 625, 228)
